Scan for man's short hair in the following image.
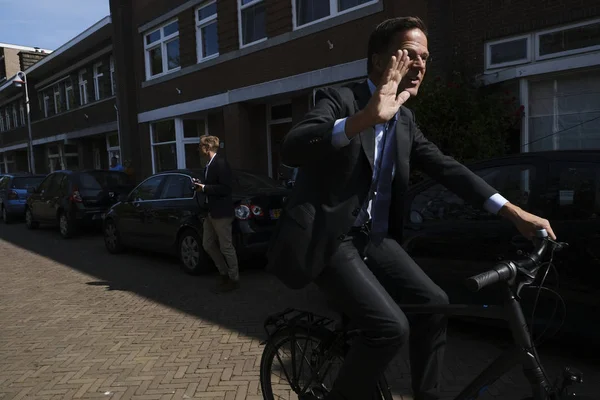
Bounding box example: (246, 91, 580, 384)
(200, 135, 220, 151)
(367, 17, 428, 74)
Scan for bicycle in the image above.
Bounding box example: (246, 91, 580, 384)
(259, 229, 593, 400)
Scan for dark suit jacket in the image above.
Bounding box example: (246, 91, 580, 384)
(202, 153, 234, 219)
(266, 80, 498, 289)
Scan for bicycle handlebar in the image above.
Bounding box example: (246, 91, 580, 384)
(465, 229, 556, 293)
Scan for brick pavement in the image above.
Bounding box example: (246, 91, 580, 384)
(0, 223, 598, 400)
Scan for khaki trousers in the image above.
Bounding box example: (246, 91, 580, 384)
(202, 214, 239, 281)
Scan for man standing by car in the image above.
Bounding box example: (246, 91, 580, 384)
(194, 135, 240, 293)
(267, 16, 556, 400)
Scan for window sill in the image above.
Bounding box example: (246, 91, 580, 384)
(239, 37, 268, 50)
(145, 66, 182, 83)
(197, 53, 219, 64)
(292, 0, 380, 31)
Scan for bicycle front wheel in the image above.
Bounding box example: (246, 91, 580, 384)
(259, 326, 392, 400)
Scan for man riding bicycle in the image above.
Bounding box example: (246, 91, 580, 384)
(266, 16, 556, 400)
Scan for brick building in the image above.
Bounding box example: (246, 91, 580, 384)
(0, 0, 599, 179)
(0, 18, 120, 174)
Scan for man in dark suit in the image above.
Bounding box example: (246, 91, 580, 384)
(195, 135, 240, 293)
(266, 17, 556, 400)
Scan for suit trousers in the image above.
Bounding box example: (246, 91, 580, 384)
(202, 214, 239, 281)
(314, 230, 449, 400)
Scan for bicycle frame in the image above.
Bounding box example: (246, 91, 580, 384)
(400, 284, 555, 400)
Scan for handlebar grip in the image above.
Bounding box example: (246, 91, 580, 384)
(465, 262, 514, 293)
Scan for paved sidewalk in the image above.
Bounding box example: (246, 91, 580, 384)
(0, 223, 598, 400)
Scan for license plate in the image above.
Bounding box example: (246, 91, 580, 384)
(270, 209, 281, 219)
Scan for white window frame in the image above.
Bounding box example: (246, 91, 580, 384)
(196, 1, 219, 62)
(65, 79, 74, 111)
(19, 101, 25, 126)
(292, 0, 378, 30)
(150, 118, 208, 173)
(485, 34, 532, 71)
(79, 69, 88, 106)
(534, 18, 600, 61)
(106, 132, 121, 165)
(47, 144, 62, 171)
(237, 0, 267, 48)
(53, 85, 61, 114)
(144, 19, 181, 81)
(62, 142, 80, 170)
(93, 62, 103, 101)
(43, 91, 50, 118)
(5, 108, 11, 130)
(12, 104, 18, 127)
(109, 56, 116, 96)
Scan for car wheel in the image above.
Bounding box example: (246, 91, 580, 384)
(104, 219, 125, 253)
(178, 229, 211, 275)
(59, 212, 75, 239)
(1, 206, 11, 224)
(25, 207, 39, 229)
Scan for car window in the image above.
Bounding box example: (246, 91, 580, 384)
(12, 177, 46, 190)
(0, 177, 7, 190)
(544, 162, 599, 220)
(410, 164, 536, 222)
(37, 174, 54, 193)
(130, 176, 165, 201)
(47, 174, 65, 195)
(160, 174, 194, 199)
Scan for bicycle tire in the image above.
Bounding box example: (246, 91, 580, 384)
(259, 325, 393, 400)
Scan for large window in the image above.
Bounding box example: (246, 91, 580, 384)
(0, 113, 4, 132)
(107, 132, 121, 166)
(150, 118, 208, 173)
(19, 101, 25, 126)
(93, 62, 104, 101)
(110, 56, 116, 96)
(5, 108, 11, 130)
(196, 1, 219, 62)
(12, 104, 18, 127)
(293, 0, 376, 28)
(485, 35, 531, 70)
(528, 70, 600, 151)
(65, 79, 75, 111)
(144, 20, 181, 80)
(410, 164, 536, 222)
(53, 85, 62, 114)
(151, 120, 178, 172)
(238, 0, 266, 47)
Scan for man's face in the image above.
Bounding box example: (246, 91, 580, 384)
(379, 28, 429, 97)
(199, 144, 210, 157)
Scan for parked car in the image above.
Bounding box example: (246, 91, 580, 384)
(402, 150, 600, 338)
(102, 169, 290, 275)
(0, 173, 46, 223)
(25, 169, 134, 238)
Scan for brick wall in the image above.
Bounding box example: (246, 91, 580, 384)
(19, 51, 48, 71)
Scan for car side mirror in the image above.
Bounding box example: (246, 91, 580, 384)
(410, 210, 423, 224)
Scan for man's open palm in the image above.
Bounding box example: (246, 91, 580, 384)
(368, 49, 412, 124)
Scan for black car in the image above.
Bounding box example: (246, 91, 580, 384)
(402, 150, 600, 337)
(25, 169, 134, 238)
(102, 169, 290, 275)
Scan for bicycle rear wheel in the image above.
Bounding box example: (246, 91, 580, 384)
(259, 326, 392, 400)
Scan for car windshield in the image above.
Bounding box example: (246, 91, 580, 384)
(79, 171, 130, 190)
(232, 171, 285, 192)
(12, 177, 45, 189)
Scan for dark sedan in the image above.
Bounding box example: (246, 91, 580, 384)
(102, 169, 290, 274)
(402, 150, 600, 338)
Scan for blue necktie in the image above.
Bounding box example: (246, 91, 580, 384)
(370, 114, 398, 235)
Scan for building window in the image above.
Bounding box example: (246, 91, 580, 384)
(93, 62, 104, 101)
(150, 120, 178, 172)
(79, 69, 88, 106)
(238, 0, 266, 47)
(196, 1, 219, 61)
(527, 70, 600, 151)
(106, 132, 121, 166)
(535, 19, 600, 60)
(485, 35, 531, 70)
(47, 145, 62, 171)
(12, 104, 18, 127)
(293, 0, 376, 28)
(144, 20, 181, 80)
(63, 143, 80, 170)
(0, 114, 4, 132)
(53, 85, 62, 114)
(5, 108, 11, 130)
(109, 56, 116, 96)
(19, 101, 25, 126)
(65, 79, 75, 110)
(181, 118, 206, 170)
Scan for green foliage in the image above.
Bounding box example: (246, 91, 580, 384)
(406, 71, 524, 184)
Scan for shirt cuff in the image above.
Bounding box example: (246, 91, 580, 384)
(484, 193, 509, 214)
(331, 118, 351, 149)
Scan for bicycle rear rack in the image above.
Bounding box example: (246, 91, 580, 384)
(261, 308, 338, 343)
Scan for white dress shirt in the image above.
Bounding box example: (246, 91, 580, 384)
(330, 79, 508, 220)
